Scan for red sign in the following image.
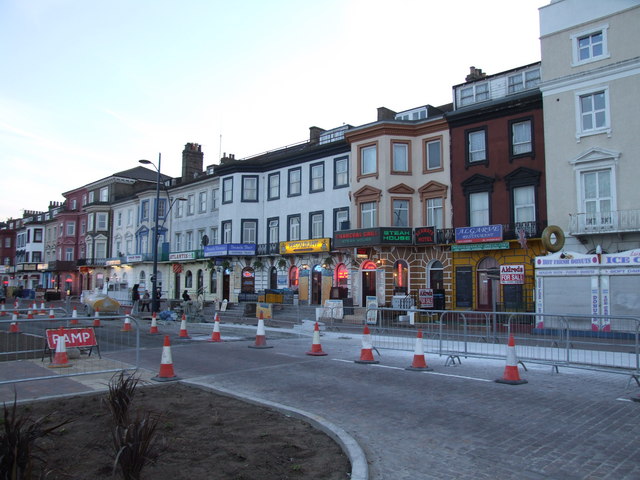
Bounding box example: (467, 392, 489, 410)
(419, 288, 434, 308)
(172, 263, 183, 274)
(45, 327, 98, 349)
(500, 265, 525, 285)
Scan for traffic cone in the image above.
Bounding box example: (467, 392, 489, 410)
(495, 334, 528, 385)
(248, 313, 273, 349)
(149, 312, 159, 334)
(9, 318, 19, 333)
(405, 330, 432, 371)
(355, 325, 379, 364)
(152, 335, 179, 382)
(93, 310, 101, 327)
(49, 328, 72, 368)
(208, 313, 222, 342)
(0, 304, 6, 316)
(49, 307, 55, 319)
(32, 302, 38, 313)
(27, 308, 33, 319)
(306, 322, 327, 356)
(70, 307, 79, 325)
(178, 314, 191, 339)
(121, 316, 132, 332)
(39, 302, 46, 314)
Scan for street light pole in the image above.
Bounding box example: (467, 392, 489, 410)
(140, 153, 162, 314)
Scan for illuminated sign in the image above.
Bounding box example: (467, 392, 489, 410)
(333, 229, 380, 248)
(414, 227, 436, 245)
(381, 228, 412, 244)
(105, 259, 121, 266)
(279, 238, 330, 255)
(126, 255, 143, 263)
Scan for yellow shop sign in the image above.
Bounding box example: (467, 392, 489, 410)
(279, 238, 331, 255)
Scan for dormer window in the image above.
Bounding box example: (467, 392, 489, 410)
(460, 83, 489, 106)
(508, 69, 540, 94)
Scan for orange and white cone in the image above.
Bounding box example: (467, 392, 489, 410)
(121, 316, 132, 332)
(39, 302, 46, 315)
(27, 308, 33, 319)
(49, 307, 55, 319)
(152, 335, 178, 382)
(149, 312, 159, 334)
(405, 330, 432, 371)
(495, 334, 528, 385)
(93, 310, 101, 327)
(306, 322, 327, 356)
(355, 325, 379, 364)
(249, 313, 272, 349)
(9, 315, 19, 333)
(49, 328, 72, 368)
(70, 307, 79, 325)
(32, 302, 38, 313)
(0, 304, 6, 316)
(208, 313, 222, 342)
(178, 314, 191, 339)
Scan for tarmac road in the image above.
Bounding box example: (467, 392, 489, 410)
(3, 320, 640, 479)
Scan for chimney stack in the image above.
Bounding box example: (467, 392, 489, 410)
(309, 126, 325, 144)
(377, 107, 396, 121)
(465, 66, 487, 82)
(181, 143, 203, 181)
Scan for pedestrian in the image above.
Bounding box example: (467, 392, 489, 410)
(182, 289, 191, 302)
(131, 284, 140, 305)
(140, 290, 150, 312)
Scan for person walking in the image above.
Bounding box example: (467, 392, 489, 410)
(140, 290, 150, 312)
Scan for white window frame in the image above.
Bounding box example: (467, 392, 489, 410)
(187, 194, 195, 215)
(222, 178, 233, 204)
(512, 120, 532, 156)
(426, 197, 443, 230)
(468, 130, 487, 162)
(572, 152, 619, 232)
(360, 201, 377, 228)
(66, 222, 76, 236)
(571, 25, 609, 66)
(310, 163, 324, 192)
(460, 82, 489, 106)
(242, 220, 257, 244)
(469, 192, 489, 227)
(360, 145, 377, 176)
(507, 68, 540, 94)
(96, 213, 108, 231)
(576, 87, 610, 139)
(99, 187, 109, 202)
(513, 186, 536, 224)
(310, 212, 323, 239)
(198, 191, 207, 213)
(288, 216, 301, 241)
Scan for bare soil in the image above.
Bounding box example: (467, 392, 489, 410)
(10, 382, 351, 480)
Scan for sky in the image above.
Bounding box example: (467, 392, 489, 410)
(0, 0, 548, 220)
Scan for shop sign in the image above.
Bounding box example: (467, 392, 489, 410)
(20, 263, 38, 271)
(169, 251, 196, 261)
(228, 244, 256, 256)
(279, 239, 330, 255)
(333, 228, 381, 248)
(455, 225, 503, 244)
(0, 266, 5, 274)
(105, 259, 121, 266)
(500, 265, 525, 285)
(381, 228, 412, 244)
(37, 263, 48, 270)
(126, 255, 143, 263)
(414, 227, 436, 245)
(451, 242, 509, 252)
(204, 245, 228, 257)
(535, 253, 599, 268)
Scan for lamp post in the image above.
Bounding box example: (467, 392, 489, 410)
(139, 155, 162, 314)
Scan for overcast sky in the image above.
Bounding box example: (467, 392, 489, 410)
(0, 0, 547, 220)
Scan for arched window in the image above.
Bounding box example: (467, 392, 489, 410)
(361, 260, 377, 270)
(428, 260, 444, 290)
(335, 263, 348, 287)
(197, 269, 204, 292)
(210, 270, 218, 296)
(289, 266, 299, 289)
(185, 270, 193, 288)
(241, 267, 255, 293)
(139, 271, 146, 288)
(393, 260, 409, 294)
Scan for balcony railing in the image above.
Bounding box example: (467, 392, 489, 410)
(256, 243, 280, 256)
(77, 257, 108, 267)
(569, 209, 640, 235)
(47, 260, 77, 271)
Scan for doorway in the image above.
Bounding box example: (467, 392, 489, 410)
(174, 273, 181, 299)
(222, 271, 230, 301)
(311, 265, 322, 305)
(361, 260, 377, 306)
(476, 257, 499, 311)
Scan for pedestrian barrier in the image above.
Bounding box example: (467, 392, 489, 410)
(366, 307, 640, 379)
(0, 313, 141, 386)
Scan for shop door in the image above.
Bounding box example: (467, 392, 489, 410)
(222, 273, 230, 301)
(311, 267, 322, 305)
(174, 273, 181, 299)
(361, 270, 377, 305)
(269, 267, 277, 290)
(476, 258, 499, 311)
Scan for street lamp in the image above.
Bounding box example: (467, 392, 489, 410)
(139, 156, 187, 314)
(139, 155, 162, 313)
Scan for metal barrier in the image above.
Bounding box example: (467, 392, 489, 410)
(367, 307, 640, 377)
(0, 312, 140, 385)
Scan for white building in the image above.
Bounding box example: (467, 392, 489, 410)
(539, 0, 640, 253)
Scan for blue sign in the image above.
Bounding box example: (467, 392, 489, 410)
(455, 225, 503, 244)
(204, 245, 228, 257)
(227, 244, 256, 256)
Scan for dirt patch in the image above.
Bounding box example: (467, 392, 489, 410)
(8, 382, 351, 479)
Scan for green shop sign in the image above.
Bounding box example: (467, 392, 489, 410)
(451, 242, 510, 252)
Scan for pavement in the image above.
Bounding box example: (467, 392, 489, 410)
(2, 319, 640, 480)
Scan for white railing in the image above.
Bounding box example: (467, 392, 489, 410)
(569, 209, 640, 235)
